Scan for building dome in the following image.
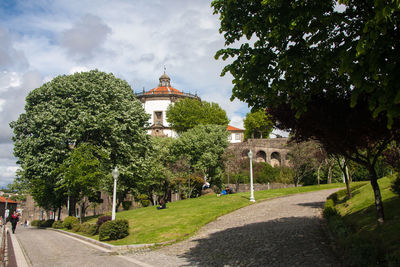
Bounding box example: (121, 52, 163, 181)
(144, 71, 183, 95)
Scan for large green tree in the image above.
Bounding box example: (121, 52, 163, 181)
(171, 124, 230, 187)
(166, 98, 229, 133)
(212, 0, 400, 223)
(10, 70, 151, 213)
(243, 109, 273, 139)
(57, 143, 108, 218)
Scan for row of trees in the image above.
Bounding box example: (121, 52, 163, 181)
(10, 70, 231, 218)
(212, 0, 400, 223)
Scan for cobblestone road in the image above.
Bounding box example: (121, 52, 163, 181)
(124, 188, 342, 267)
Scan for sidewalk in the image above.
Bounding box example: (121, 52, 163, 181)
(6, 225, 30, 267)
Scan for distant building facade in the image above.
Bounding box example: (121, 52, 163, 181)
(135, 71, 200, 137)
(227, 125, 244, 143)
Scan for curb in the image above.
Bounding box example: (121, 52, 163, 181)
(51, 229, 165, 252)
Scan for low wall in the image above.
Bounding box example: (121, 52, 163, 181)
(226, 183, 298, 193)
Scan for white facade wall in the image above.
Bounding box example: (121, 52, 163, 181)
(142, 98, 179, 138)
(228, 132, 243, 143)
(143, 99, 171, 127)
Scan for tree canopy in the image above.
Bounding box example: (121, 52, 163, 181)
(10, 70, 151, 212)
(166, 98, 229, 133)
(212, 0, 400, 223)
(243, 109, 273, 139)
(171, 124, 230, 187)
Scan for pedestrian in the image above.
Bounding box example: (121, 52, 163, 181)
(157, 198, 167, 210)
(10, 211, 19, 234)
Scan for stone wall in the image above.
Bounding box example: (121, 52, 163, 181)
(226, 183, 298, 193)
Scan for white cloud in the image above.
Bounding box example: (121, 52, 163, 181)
(0, 0, 253, 187)
(60, 14, 112, 61)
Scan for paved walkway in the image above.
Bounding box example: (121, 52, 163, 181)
(11, 188, 341, 266)
(124, 188, 341, 266)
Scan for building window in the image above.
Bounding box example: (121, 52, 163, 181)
(154, 111, 163, 125)
(228, 134, 232, 140)
(235, 133, 240, 140)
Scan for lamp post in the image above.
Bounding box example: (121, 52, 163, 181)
(111, 166, 119, 221)
(248, 150, 255, 202)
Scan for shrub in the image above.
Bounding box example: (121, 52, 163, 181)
(71, 222, 81, 232)
(40, 219, 55, 228)
(81, 222, 98, 236)
(96, 215, 111, 228)
(52, 220, 64, 229)
(98, 219, 129, 241)
(122, 201, 132, 211)
(136, 194, 151, 207)
(30, 220, 40, 227)
(323, 199, 338, 218)
(391, 173, 400, 195)
(63, 216, 79, 229)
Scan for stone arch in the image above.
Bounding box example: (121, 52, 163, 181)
(256, 150, 267, 162)
(270, 151, 281, 167)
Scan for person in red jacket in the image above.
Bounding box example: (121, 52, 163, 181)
(10, 211, 19, 234)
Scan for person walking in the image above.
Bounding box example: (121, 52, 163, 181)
(10, 211, 19, 234)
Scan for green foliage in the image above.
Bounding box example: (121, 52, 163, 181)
(172, 125, 230, 184)
(30, 220, 40, 227)
(324, 177, 400, 266)
(172, 174, 205, 199)
(81, 222, 98, 236)
(243, 109, 273, 139)
(71, 223, 81, 232)
(391, 174, 400, 195)
(57, 143, 109, 212)
(63, 216, 79, 229)
(166, 98, 229, 133)
(136, 194, 151, 207)
(52, 220, 64, 229)
(10, 70, 151, 211)
(98, 219, 129, 241)
(96, 215, 111, 228)
(39, 219, 55, 228)
(122, 201, 132, 211)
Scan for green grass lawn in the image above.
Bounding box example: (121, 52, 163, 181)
(85, 183, 344, 245)
(325, 175, 400, 265)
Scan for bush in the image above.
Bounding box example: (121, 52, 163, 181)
(323, 198, 338, 218)
(96, 215, 111, 228)
(122, 201, 132, 211)
(99, 219, 129, 241)
(81, 222, 98, 236)
(63, 216, 79, 229)
(40, 219, 55, 228)
(136, 194, 151, 207)
(391, 173, 400, 195)
(71, 222, 81, 232)
(30, 220, 40, 227)
(52, 220, 64, 229)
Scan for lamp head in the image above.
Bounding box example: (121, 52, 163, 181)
(248, 150, 253, 158)
(112, 166, 119, 179)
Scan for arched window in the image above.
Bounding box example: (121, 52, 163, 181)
(270, 152, 281, 167)
(256, 150, 267, 162)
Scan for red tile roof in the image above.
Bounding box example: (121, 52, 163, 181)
(0, 196, 18, 204)
(145, 86, 183, 95)
(227, 125, 243, 131)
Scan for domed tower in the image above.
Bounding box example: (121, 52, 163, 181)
(135, 71, 201, 137)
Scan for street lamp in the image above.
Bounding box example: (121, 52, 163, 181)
(248, 150, 255, 202)
(111, 166, 119, 220)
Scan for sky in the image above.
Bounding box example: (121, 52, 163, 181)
(0, 0, 281, 188)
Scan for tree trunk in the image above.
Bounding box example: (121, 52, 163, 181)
(342, 160, 352, 199)
(328, 166, 332, 184)
(57, 207, 62, 221)
(317, 164, 321, 185)
(369, 167, 385, 224)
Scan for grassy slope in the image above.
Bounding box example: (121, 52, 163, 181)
(328, 175, 400, 264)
(87, 183, 343, 245)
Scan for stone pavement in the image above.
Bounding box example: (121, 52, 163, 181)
(124, 188, 342, 266)
(9, 188, 342, 266)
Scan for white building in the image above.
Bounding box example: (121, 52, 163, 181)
(135, 72, 200, 137)
(227, 125, 244, 143)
